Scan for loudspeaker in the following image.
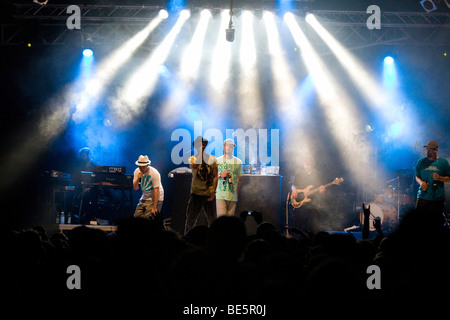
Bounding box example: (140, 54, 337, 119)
(235, 175, 282, 229)
(168, 173, 192, 234)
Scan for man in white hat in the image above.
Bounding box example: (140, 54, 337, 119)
(415, 140, 450, 225)
(133, 155, 164, 219)
(216, 138, 243, 217)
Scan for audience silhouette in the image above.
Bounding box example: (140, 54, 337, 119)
(4, 206, 450, 311)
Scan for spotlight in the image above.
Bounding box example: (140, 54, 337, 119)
(305, 12, 315, 23)
(158, 65, 168, 75)
(283, 12, 294, 22)
(83, 48, 93, 57)
(180, 9, 190, 19)
(420, 0, 438, 12)
(201, 9, 212, 18)
(159, 9, 169, 19)
(384, 56, 394, 65)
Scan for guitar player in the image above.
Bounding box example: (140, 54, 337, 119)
(290, 157, 326, 235)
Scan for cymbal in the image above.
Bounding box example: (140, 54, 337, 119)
(386, 177, 399, 183)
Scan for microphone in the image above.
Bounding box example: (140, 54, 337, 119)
(226, 28, 235, 42)
(226, 0, 235, 42)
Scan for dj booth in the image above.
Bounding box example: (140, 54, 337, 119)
(168, 171, 283, 234)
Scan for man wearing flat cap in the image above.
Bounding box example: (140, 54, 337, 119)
(184, 136, 218, 234)
(415, 140, 450, 225)
(133, 155, 164, 219)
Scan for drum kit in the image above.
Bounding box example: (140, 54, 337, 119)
(360, 169, 416, 232)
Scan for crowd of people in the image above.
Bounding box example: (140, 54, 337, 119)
(3, 205, 450, 313)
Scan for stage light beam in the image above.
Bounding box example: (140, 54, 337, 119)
(72, 16, 163, 123)
(179, 9, 211, 83)
(208, 9, 232, 108)
(383, 56, 397, 88)
(305, 14, 387, 109)
(238, 11, 263, 128)
(263, 11, 296, 112)
(285, 12, 376, 188)
(109, 10, 190, 127)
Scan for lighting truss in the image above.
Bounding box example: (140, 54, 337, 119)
(2, 4, 450, 49)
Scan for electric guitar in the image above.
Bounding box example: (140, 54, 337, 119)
(290, 177, 344, 209)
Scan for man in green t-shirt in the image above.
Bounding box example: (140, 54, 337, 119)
(216, 139, 243, 217)
(415, 140, 450, 226)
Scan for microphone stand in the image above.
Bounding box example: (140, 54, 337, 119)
(397, 177, 400, 225)
(225, 0, 235, 42)
(229, 0, 234, 29)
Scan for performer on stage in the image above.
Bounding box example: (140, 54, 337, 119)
(70, 147, 98, 223)
(77, 147, 96, 172)
(133, 155, 164, 219)
(184, 136, 218, 235)
(71, 147, 97, 185)
(216, 139, 243, 217)
(415, 140, 450, 224)
(290, 157, 326, 234)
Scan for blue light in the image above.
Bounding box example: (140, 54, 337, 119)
(383, 55, 396, 87)
(158, 65, 168, 75)
(389, 122, 402, 137)
(384, 56, 394, 65)
(278, 0, 293, 15)
(83, 49, 93, 57)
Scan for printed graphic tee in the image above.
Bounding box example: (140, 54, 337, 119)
(216, 156, 243, 202)
(416, 157, 450, 201)
(133, 166, 164, 201)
